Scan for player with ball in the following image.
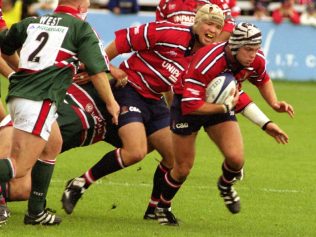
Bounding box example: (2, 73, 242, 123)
(155, 22, 294, 225)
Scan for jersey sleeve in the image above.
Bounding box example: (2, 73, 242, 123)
(1, 21, 26, 55)
(0, 5, 7, 30)
(248, 51, 270, 87)
(77, 22, 109, 75)
(0, 29, 8, 47)
(114, 22, 157, 54)
(156, 0, 166, 21)
(235, 91, 253, 113)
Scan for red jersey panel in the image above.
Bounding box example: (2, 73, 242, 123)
(0, 3, 7, 29)
(181, 42, 270, 114)
(115, 21, 195, 100)
(156, 0, 235, 32)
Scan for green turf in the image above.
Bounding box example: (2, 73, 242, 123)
(1, 78, 316, 236)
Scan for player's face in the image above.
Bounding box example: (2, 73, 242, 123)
(196, 21, 222, 47)
(236, 45, 261, 67)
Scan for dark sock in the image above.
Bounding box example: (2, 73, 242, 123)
(28, 159, 55, 215)
(220, 161, 243, 186)
(0, 158, 15, 182)
(81, 149, 125, 189)
(0, 186, 5, 205)
(147, 163, 170, 207)
(145, 163, 170, 213)
(158, 172, 183, 208)
(0, 182, 9, 201)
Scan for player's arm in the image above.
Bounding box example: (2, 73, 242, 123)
(0, 20, 25, 72)
(0, 102, 6, 121)
(182, 84, 238, 115)
(0, 56, 15, 78)
(77, 23, 120, 124)
(105, 41, 128, 87)
(90, 72, 120, 125)
(105, 40, 119, 61)
(1, 53, 19, 72)
(163, 90, 173, 108)
(240, 102, 288, 144)
(257, 80, 294, 117)
(188, 101, 232, 115)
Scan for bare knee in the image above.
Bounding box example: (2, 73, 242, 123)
(41, 135, 62, 160)
(160, 152, 174, 169)
(172, 163, 193, 182)
(224, 152, 244, 170)
(121, 148, 147, 166)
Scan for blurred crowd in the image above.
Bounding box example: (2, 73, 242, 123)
(2, 0, 316, 27)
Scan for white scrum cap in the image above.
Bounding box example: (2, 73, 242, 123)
(228, 22, 262, 55)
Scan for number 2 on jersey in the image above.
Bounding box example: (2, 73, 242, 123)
(28, 32, 49, 63)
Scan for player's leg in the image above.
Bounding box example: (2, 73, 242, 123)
(62, 122, 148, 214)
(0, 117, 61, 215)
(62, 85, 150, 214)
(152, 94, 200, 225)
(1, 98, 62, 225)
(205, 120, 244, 214)
(0, 121, 13, 226)
(143, 126, 174, 220)
(24, 121, 62, 225)
(156, 132, 198, 226)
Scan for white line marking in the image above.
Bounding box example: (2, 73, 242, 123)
(52, 179, 301, 193)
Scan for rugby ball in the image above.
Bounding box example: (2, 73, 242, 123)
(205, 73, 237, 104)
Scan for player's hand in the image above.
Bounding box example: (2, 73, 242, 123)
(265, 122, 289, 144)
(224, 88, 239, 112)
(272, 101, 294, 118)
(110, 66, 129, 87)
(106, 100, 120, 125)
(115, 76, 128, 88)
(73, 71, 91, 85)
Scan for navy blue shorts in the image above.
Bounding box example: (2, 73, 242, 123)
(112, 84, 170, 136)
(170, 94, 237, 135)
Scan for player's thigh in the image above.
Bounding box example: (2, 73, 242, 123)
(119, 122, 148, 157)
(8, 98, 57, 177)
(205, 121, 244, 160)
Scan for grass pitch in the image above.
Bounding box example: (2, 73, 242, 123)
(1, 79, 316, 237)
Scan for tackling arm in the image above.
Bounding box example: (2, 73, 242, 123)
(105, 40, 119, 61)
(90, 72, 120, 125)
(257, 80, 294, 117)
(1, 53, 19, 73)
(241, 102, 289, 144)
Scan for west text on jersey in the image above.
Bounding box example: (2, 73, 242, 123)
(40, 16, 62, 26)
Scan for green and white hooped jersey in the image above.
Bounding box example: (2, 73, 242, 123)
(1, 10, 109, 107)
